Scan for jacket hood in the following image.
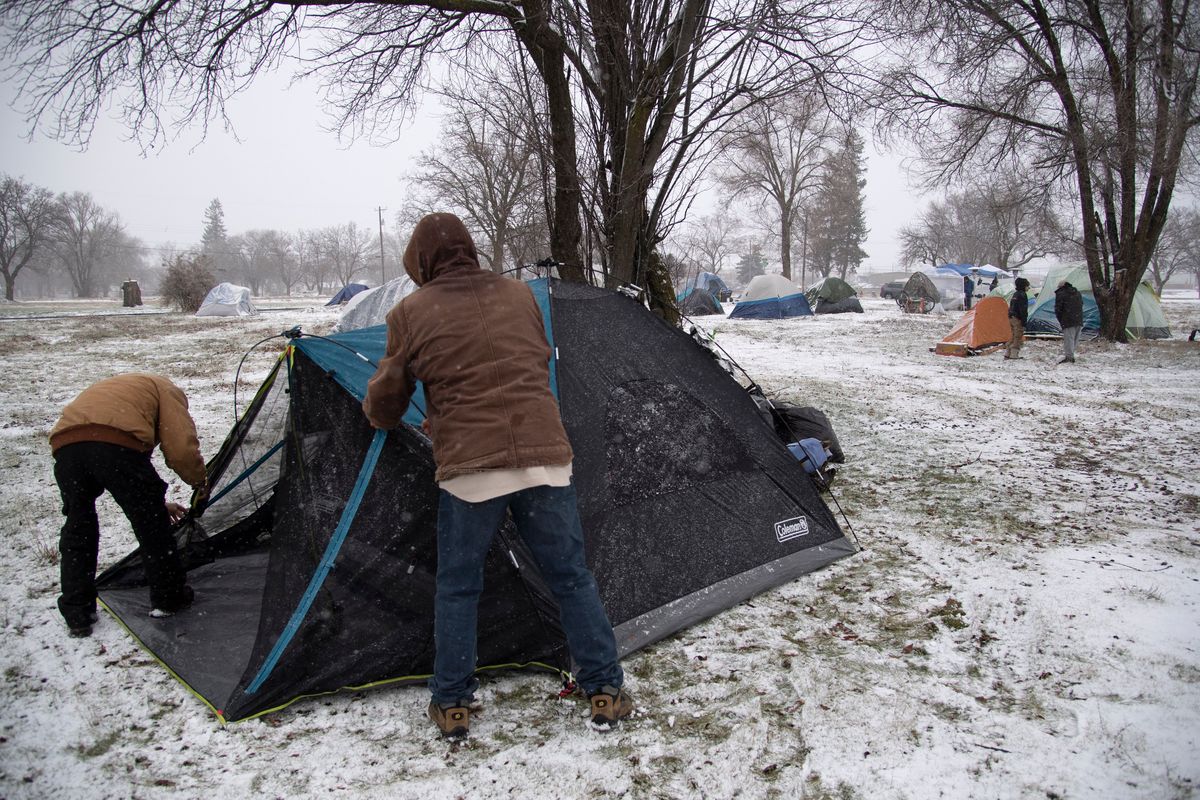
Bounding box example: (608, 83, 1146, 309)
(403, 213, 481, 285)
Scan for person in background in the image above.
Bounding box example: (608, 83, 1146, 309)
(964, 274, 975, 310)
(1005, 277, 1031, 360)
(363, 212, 633, 739)
(48, 373, 206, 637)
(989, 276, 999, 292)
(1054, 280, 1084, 364)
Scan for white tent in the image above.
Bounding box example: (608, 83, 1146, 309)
(334, 275, 419, 332)
(741, 273, 803, 301)
(196, 283, 257, 317)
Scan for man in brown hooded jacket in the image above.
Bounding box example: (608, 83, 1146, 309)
(363, 212, 632, 737)
(49, 373, 206, 637)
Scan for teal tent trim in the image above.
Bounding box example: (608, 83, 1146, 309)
(245, 428, 388, 694)
(206, 440, 285, 506)
(527, 277, 559, 400)
(293, 329, 426, 426)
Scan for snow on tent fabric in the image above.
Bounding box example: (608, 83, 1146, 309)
(1025, 264, 1170, 340)
(325, 283, 370, 306)
(95, 278, 853, 722)
(934, 296, 1012, 356)
(334, 275, 419, 332)
(729, 274, 813, 319)
(804, 276, 863, 314)
(195, 283, 257, 317)
(686, 271, 732, 302)
(677, 287, 725, 316)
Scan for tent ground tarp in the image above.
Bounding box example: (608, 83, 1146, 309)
(99, 278, 853, 722)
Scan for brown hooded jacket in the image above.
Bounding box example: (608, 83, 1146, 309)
(362, 213, 572, 482)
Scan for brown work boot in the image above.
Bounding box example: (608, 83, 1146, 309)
(428, 701, 470, 739)
(588, 686, 634, 731)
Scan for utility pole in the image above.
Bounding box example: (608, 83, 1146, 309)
(377, 206, 386, 284)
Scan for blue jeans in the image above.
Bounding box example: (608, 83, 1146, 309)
(429, 482, 623, 705)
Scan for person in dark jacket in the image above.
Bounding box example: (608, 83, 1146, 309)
(49, 373, 206, 637)
(1054, 280, 1085, 363)
(964, 275, 975, 310)
(363, 212, 632, 738)
(1005, 277, 1031, 359)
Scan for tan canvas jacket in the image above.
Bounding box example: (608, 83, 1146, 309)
(48, 373, 207, 487)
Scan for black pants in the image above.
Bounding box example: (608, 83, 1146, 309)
(53, 442, 187, 627)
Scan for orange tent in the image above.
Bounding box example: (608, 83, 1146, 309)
(934, 296, 1012, 356)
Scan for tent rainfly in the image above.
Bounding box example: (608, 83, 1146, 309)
(934, 296, 1012, 356)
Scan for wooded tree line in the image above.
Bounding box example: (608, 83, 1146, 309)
(1, 0, 1197, 340)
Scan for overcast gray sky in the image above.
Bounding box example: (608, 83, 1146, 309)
(2, 72, 921, 273)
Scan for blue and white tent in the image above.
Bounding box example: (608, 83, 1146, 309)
(729, 274, 813, 320)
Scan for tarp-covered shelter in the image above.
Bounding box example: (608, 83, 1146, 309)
(1026, 264, 1170, 340)
(729, 274, 813, 319)
(97, 278, 853, 722)
(686, 271, 733, 302)
(196, 283, 257, 317)
(934, 296, 1012, 356)
(804, 276, 863, 314)
(326, 283, 370, 306)
(334, 276, 419, 332)
(677, 287, 725, 316)
(898, 273, 940, 313)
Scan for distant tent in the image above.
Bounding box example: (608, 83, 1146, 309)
(326, 283, 370, 306)
(687, 271, 733, 302)
(729, 274, 813, 319)
(935, 263, 975, 277)
(1026, 264, 1170, 340)
(334, 276, 419, 332)
(922, 271, 966, 311)
(934, 296, 1012, 356)
(805, 276, 863, 314)
(677, 287, 724, 316)
(975, 264, 1012, 280)
(96, 278, 853, 722)
(898, 273, 940, 313)
(196, 283, 257, 317)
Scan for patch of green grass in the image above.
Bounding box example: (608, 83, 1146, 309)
(928, 597, 968, 630)
(78, 729, 121, 758)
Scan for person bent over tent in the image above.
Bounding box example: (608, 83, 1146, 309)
(1005, 277, 1030, 360)
(1054, 280, 1084, 364)
(48, 374, 207, 637)
(363, 213, 633, 738)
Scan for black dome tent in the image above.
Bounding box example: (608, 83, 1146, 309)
(96, 279, 854, 722)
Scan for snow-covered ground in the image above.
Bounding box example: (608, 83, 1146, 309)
(1, 291, 1197, 800)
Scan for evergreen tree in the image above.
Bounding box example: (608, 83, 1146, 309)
(736, 247, 767, 285)
(201, 199, 228, 256)
(807, 128, 868, 279)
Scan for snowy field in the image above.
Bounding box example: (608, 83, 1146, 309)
(0, 290, 1197, 800)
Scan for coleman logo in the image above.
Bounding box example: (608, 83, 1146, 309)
(775, 516, 810, 542)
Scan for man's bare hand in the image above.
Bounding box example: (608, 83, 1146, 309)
(166, 501, 188, 524)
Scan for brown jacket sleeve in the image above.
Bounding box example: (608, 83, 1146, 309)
(155, 379, 207, 488)
(363, 303, 417, 429)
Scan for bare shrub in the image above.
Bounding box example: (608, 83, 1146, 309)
(159, 254, 214, 313)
